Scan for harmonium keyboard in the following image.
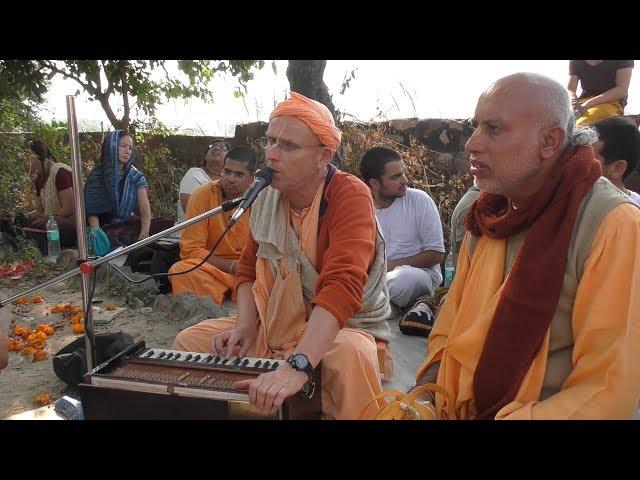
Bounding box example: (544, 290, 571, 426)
(78, 340, 322, 420)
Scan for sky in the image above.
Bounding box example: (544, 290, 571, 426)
(39, 60, 640, 136)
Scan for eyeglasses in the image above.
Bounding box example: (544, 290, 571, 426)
(258, 136, 324, 153)
(222, 168, 248, 179)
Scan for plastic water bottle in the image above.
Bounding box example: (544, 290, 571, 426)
(46, 214, 61, 261)
(444, 250, 455, 287)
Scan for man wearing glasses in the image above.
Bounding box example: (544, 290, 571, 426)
(169, 147, 256, 305)
(174, 92, 392, 419)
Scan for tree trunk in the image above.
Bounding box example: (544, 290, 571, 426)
(286, 60, 337, 124)
(286, 60, 343, 168)
(99, 96, 125, 130)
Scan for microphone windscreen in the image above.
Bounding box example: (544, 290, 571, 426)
(255, 166, 275, 184)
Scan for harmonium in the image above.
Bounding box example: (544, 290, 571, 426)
(78, 340, 322, 420)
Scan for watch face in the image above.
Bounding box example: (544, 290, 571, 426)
(290, 353, 310, 371)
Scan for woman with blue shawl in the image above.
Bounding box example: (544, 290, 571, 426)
(84, 131, 173, 250)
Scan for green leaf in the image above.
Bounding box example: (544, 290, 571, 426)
(1, 60, 263, 130)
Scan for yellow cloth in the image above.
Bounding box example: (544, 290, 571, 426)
(576, 100, 624, 126)
(169, 180, 249, 305)
(417, 203, 640, 419)
(269, 92, 341, 151)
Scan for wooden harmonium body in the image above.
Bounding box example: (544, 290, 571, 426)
(78, 340, 322, 420)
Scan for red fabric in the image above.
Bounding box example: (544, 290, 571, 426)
(234, 169, 376, 327)
(34, 168, 73, 195)
(463, 146, 602, 419)
(0, 260, 34, 278)
(55, 168, 73, 191)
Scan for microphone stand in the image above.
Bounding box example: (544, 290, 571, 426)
(0, 96, 242, 371)
(0, 196, 243, 308)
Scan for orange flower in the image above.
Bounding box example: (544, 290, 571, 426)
(32, 295, 44, 304)
(13, 325, 33, 338)
(36, 324, 54, 336)
(26, 331, 47, 347)
(33, 350, 48, 362)
(21, 347, 36, 356)
(71, 323, 85, 334)
(8, 338, 25, 351)
(13, 296, 30, 305)
(34, 393, 52, 406)
(70, 312, 84, 324)
(51, 303, 77, 314)
(72, 306, 84, 315)
(105, 304, 117, 311)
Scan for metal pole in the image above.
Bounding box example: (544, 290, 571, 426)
(82, 202, 237, 270)
(66, 95, 95, 371)
(1, 266, 83, 305)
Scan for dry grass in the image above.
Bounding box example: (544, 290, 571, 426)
(338, 122, 473, 250)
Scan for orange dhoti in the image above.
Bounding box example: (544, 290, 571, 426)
(169, 260, 234, 305)
(169, 180, 249, 305)
(173, 316, 386, 420)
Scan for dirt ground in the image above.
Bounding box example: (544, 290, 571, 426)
(0, 258, 427, 420)
(0, 273, 184, 419)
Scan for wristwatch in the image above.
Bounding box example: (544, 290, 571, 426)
(286, 353, 315, 399)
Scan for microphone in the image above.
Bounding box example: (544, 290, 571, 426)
(227, 167, 275, 228)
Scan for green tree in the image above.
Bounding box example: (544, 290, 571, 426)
(0, 60, 265, 130)
(0, 61, 49, 105)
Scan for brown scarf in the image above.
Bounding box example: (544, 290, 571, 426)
(463, 145, 601, 419)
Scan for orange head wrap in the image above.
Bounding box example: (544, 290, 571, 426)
(269, 92, 341, 151)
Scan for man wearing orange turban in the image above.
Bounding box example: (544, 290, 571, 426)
(173, 92, 393, 419)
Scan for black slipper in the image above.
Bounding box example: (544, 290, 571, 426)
(399, 301, 434, 337)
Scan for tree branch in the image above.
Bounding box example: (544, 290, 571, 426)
(99, 96, 122, 130)
(122, 85, 130, 130)
(99, 60, 131, 129)
(104, 67, 115, 99)
(42, 61, 95, 95)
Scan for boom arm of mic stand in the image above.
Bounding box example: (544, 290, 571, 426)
(0, 198, 242, 308)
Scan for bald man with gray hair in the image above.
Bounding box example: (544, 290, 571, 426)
(409, 73, 640, 420)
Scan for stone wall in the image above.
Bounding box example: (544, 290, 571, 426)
(9, 113, 640, 184)
(112, 113, 640, 176)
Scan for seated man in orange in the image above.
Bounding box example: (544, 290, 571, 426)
(169, 146, 256, 305)
(412, 73, 640, 419)
(173, 92, 392, 420)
